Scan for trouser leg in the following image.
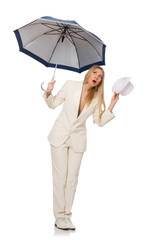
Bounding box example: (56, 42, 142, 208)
(50, 144, 68, 220)
(50, 137, 84, 220)
(64, 146, 84, 219)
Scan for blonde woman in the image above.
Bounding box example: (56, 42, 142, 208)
(43, 65, 119, 230)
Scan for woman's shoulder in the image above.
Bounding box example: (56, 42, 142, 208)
(64, 80, 83, 90)
(66, 80, 83, 85)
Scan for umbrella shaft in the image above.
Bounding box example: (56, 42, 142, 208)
(51, 64, 57, 82)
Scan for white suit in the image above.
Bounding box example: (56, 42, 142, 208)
(43, 80, 115, 152)
(43, 80, 115, 220)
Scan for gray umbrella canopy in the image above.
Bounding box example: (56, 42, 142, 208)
(14, 16, 106, 73)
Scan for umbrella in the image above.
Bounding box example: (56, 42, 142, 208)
(14, 16, 106, 91)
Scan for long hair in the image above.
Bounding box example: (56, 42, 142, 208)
(83, 65, 106, 122)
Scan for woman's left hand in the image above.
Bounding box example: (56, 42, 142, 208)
(108, 92, 119, 112)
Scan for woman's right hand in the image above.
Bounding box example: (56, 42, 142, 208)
(47, 80, 56, 92)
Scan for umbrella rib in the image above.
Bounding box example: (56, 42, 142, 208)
(42, 23, 62, 30)
(64, 25, 84, 31)
(28, 22, 57, 29)
(47, 33, 63, 64)
(64, 34, 74, 44)
(44, 29, 62, 35)
(42, 22, 65, 34)
(21, 23, 61, 48)
(68, 35, 86, 41)
(56, 22, 66, 32)
(67, 32, 80, 69)
(68, 29, 102, 59)
(22, 22, 65, 49)
(45, 32, 61, 36)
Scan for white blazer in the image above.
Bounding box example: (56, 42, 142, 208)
(43, 80, 115, 152)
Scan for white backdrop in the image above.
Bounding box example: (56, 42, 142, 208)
(0, 0, 159, 239)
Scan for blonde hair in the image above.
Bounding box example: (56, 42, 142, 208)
(83, 65, 106, 122)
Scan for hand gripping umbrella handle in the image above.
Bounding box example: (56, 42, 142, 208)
(41, 64, 57, 92)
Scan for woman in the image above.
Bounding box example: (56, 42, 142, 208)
(43, 65, 119, 231)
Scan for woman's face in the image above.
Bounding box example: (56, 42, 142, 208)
(87, 68, 104, 88)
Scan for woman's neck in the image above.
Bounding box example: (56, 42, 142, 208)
(82, 82, 92, 94)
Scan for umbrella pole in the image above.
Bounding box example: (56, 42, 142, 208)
(51, 64, 57, 82)
(41, 64, 58, 92)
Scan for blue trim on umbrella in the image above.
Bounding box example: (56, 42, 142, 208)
(14, 27, 106, 73)
(41, 16, 78, 25)
(14, 30, 23, 50)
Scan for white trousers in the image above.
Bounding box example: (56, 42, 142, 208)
(50, 136, 84, 220)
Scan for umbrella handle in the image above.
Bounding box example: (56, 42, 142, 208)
(41, 82, 50, 92)
(41, 64, 57, 92)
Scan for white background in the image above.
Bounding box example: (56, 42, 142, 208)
(0, 0, 159, 239)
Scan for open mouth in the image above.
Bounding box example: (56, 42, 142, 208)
(92, 80, 96, 83)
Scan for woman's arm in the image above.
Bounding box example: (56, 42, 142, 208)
(43, 80, 68, 109)
(92, 92, 119, 127)
(92, 107, 115, 127)
(108, 92, 119, 112)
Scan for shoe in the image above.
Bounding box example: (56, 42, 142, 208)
(65, 219, 76, 230)
(55, 218, 69, 230)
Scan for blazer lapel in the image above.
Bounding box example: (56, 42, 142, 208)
(78, 97, 96, 119)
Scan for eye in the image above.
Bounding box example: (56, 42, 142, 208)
(99, 75, 103, 80)
(93, 71, 97, 74)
